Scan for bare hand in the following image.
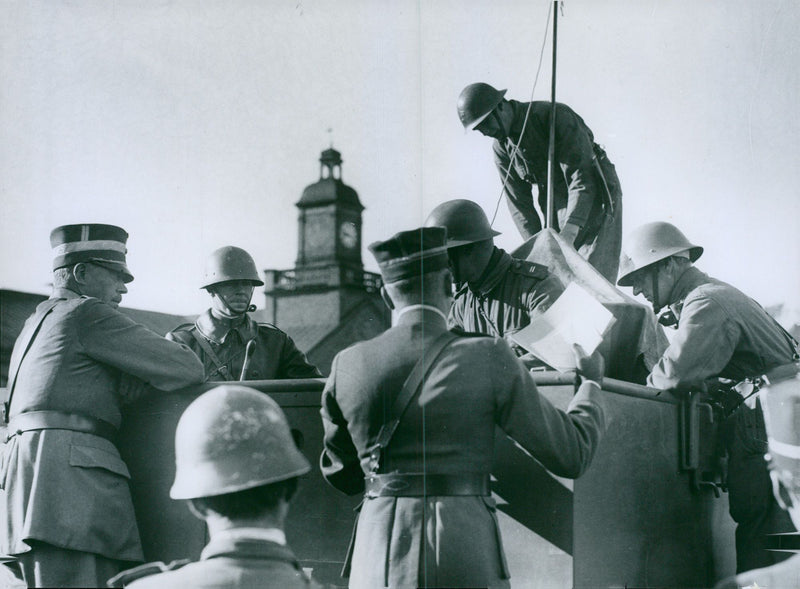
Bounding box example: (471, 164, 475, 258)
(573, 343, 605, 385)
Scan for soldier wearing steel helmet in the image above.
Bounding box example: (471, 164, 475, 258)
(715, 364, 800, 588)
(425, 199, 564, 345)
(167, 246, 321, 381)
(109, 385, 322, 588)
(458, 82, 622, 282)
(618, 221, 800, 574)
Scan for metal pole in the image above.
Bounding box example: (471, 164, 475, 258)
(545, 0, 558, 229)
(191, 373, 678, 405)
(199, 378, 327, 393)
(529, 371, 680, 405)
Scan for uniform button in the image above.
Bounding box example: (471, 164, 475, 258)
(252, 371, 260, 378)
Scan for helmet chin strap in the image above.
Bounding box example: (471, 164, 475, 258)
(493, 109, 508, 139)
(211, 293, 255, 320)
(650, 270, 662, 314)
(650, 263, 680, 328)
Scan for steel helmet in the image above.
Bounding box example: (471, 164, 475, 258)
(617, 222, 703, 287)
(457, 83, 507, 131)
(202, 246, 264, 289)
(171, 385, 311, 500)
(425, 199, 501, 248)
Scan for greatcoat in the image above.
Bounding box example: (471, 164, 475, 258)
(0, 289, 204, 561)
(320, 306, 605, 588)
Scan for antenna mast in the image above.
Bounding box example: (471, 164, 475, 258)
(545, 0, 560, 229)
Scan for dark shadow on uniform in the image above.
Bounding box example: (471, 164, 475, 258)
(491, 428, 573, 555)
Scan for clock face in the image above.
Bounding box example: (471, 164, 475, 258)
(339, 221, 358, 249)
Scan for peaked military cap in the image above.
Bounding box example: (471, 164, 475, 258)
(369, 227, 449, 283)
(50, 223, 134, 283)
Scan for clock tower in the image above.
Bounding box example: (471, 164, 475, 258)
(262, 147, 388, 364)
(294, 147, 365, 282)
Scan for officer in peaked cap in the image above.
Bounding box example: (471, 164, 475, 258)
(424, 199, 564, 351)
(457, 82, 623, 282)
(320, 226, 606, 588)
(110, 385, 322, 588)
(166, 246, 321, 381)
(0, 223, 204, 588)
(618, 221, 800, 574)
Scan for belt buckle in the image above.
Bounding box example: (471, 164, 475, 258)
(366, 444, 381, 474)
(365, 474, 381, 499)
(365, 474, 413, 498)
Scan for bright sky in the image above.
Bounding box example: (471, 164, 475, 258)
(1, 0, 798, 316)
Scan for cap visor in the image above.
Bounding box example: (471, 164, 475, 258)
(91, 260, 134, 283)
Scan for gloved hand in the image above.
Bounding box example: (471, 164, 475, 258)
(573, 343, 605, 387)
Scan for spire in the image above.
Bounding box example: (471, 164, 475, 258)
(320, 146, 342, 181)
(298, 147, 362, 210)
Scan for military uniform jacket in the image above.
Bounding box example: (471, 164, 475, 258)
(167, 309, 321, 381)
(647, 267, 798, 391)
(320, 307, 605, 588)
(449, 246, 564, 338)
(126, 530, 322, 589)
(493, 100, 623, 282)
(0, 288, 204, 559)
(647, 267, 798, 571)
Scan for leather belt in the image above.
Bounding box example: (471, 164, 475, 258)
(6, 410, 118, 446)
(365, 473, 489, 498)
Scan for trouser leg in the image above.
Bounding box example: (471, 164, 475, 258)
(579, 158, 622, 284)
(725, 402, 796, 573)
(16, 541, 129, 588)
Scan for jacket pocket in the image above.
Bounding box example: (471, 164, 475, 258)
(482, 496, 510, 579)
(69, 444, 130, 479)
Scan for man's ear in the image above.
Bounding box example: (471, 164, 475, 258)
(663, 256, 681, 278)
(380, 285, 395, 311)
(72, 263, 88, 285)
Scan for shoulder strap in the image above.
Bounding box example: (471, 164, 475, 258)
(368, 331, 457, 473)
(509, 258, 548, 279)
(4, 299, 62, 423)
(189, 330, 231, 381)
